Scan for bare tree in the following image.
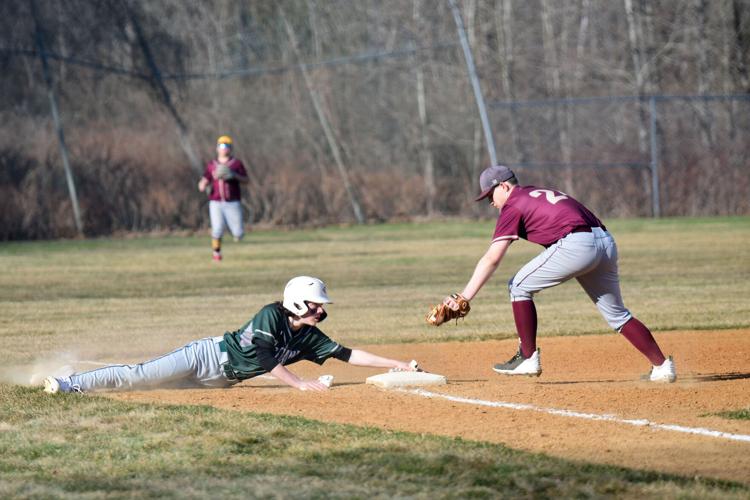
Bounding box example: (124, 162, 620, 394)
(30, 0, 83, 235)
(115, 2, 202, 174)
(280, 7, 364, 224)
(624, 0, 650, 153)
(494, 0, 524, 162)
(541, 0, 573, 193)
(413, 0, 436, 215)
(465, 0, 485, 185)
(693, 0, 716, 149)
(731, 0, 750, 92)
(574, 0, 591, 86)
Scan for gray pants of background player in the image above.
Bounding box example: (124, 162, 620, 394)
(508, 227, 632, 330)
(209, 200, 244, 241)
(69, 337, 238, 392)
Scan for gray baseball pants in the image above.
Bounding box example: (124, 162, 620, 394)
(209, 200, 244, 240)
(69, 337, 238, 392)
(508, 227, 632, 330)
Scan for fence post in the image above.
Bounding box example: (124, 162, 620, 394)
(31, 0, 84, 236)
(648, 96, 661, 217)
(447, 0, 498, 166)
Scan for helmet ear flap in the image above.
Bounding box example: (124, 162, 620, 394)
(282, 298, 308, 316)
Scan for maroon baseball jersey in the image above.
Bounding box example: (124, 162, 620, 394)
(492, 186, 605, 247)
(202, 158, 248, 202)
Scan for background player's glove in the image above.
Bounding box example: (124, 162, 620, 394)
(425, 293, 471, 326)
(215, 164, 234, 180)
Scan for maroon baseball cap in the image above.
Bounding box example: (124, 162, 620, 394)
(475, 165, 515, 201)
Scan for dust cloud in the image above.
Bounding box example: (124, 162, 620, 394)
(0, 352, 88, 387)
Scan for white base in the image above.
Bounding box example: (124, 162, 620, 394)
(366, 371, 447, 388)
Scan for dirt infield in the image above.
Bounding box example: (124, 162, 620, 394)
(110, 329, 750, 483)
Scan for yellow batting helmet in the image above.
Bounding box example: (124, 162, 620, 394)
(216, 135, 233, 146)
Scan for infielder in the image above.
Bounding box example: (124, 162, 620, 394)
(431, 164, 675, 382)
(197, 135, 249, 261)
(44, 276, 419, 393)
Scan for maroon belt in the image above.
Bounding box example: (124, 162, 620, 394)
(569, 225, 592, 234)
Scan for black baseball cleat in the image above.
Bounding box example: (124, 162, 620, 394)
(493, 348, 542, 376)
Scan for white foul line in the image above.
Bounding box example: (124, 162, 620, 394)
(401, 388, 750, 444)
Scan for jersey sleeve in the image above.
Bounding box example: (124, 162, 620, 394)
(249, 307, 283, 371)
(248, 307, 281, 349)
(492, 206, 522, 243)
(202, 161, 214, 181)
(233, 159, 248, 177)
(304, 329, 346, 365)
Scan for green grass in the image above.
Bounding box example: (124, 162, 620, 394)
(0, 217, 748, 366)
(714, 408, 750, 420)
(1, 217, 749, 497)
(1, 384, 747, 499)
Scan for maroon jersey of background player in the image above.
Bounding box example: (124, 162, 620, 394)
(202, 158, 248, 202)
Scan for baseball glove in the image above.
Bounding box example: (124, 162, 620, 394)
(425, 293, 471, 326)
(215, 163, 234, 180)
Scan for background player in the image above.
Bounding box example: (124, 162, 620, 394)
(441, 165, 675, 382)
(197, 135, 249, 261)
(44, 276, 419, 393)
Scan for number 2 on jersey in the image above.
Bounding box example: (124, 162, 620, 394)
(529, 189, 569, 205)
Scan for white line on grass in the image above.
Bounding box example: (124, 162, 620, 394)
(401, 388, 750, 443)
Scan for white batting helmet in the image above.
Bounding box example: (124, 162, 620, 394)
(282, 276, 332, 316)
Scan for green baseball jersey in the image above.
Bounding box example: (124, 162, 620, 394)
(222, 302, 345, 380)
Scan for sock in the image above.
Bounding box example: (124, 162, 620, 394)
(211, 238, 222, 253)
(512, 300, 537, 358)
(620, 317, 666, 365)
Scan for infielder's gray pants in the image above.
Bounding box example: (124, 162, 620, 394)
(508, 228, 632, 330)
(69, 337, 237, 392)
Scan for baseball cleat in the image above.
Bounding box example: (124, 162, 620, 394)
(43, 376, 81, 394)
(649, 355, 676, 383)
(493, 348, 542, 376)
(43, 376, 60, 394)
(212, 251, 222, 261)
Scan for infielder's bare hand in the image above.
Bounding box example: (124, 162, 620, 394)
(297, 380, 329, 392)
